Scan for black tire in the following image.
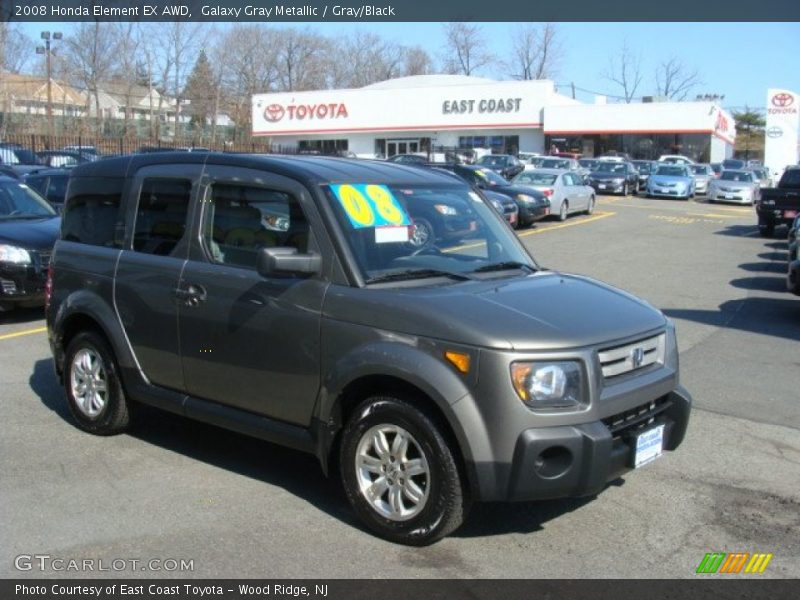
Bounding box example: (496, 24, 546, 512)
(788, 263, 800, 296)
(558, 201, 568, 222)
(339, 395, 470, 545)
(64, 331, 130, 435)
(586, 196, 595, 215)
(758, 224, 774, 238)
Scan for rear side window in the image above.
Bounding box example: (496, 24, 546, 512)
(62, 177, 124, 247)
(133, 178, 192, 256)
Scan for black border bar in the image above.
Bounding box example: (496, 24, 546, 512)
(3, 0, 800, 22)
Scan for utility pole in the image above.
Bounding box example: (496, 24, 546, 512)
(36, 31, 62, 146)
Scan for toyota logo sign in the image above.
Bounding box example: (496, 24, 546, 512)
(766, 126, 783, 138)
(771, 93, 794, 108)
(264, 104, 286, 123)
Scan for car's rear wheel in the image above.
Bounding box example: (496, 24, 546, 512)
(339, 395, 469, 545)
(788, 264, 800, 295)
(759, 224, 774, 238)
(64, 331, 130, 435)
(558, 201, 568, 221)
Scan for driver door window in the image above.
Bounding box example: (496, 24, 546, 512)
(202, 183, 309, 269)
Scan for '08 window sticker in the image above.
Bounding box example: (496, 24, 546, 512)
(331, 184, 412, 243)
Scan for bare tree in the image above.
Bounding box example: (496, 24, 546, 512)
(441, 23, 494, 76)
(602, 40, 643, 103)
(275, 28, 328, 92)
(403, 46, 434, 77)
(324, 32, 405, 88)
(64, 22, 119, 134)
(0, 23, 32, 74)
(217, 25, 281, 140)
(165, 22, 204, 142)
(655, 57, 702, 101)
(110, 23, 142, 137)
(508, 23, 562, 81)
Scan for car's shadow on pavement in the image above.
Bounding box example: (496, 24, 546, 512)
(29, 358, 610, 540)
(29, 359, 357, 529)
(0, 307, 45, 325)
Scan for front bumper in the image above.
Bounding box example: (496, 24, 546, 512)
(0, 261, 48, 309)
(647, 187, 690, 199)
(517, 202, 550, 224)
(708, 189, 753, 204)
(590, 181, 625, 194)
(488, 386, 692, 502)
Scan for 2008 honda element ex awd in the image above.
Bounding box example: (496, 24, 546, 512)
(46, 153, 691, 545)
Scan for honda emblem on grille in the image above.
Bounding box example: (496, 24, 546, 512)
(632, 347, 645, 368)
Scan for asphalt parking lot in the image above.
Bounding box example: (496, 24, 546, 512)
(1, 193, 798, 579)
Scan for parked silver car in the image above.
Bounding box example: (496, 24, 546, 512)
(751, 168, 773, 189)
(707, 170, 760, 204)
(689, 164, 714, 195)
(512, 168, 596, 221)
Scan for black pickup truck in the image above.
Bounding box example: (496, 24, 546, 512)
(756, 166, 800, 237)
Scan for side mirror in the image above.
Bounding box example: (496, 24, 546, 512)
(257, 247, 321, 277)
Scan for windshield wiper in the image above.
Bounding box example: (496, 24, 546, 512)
(471, 261, 537, 274)
(365, 268, 474, 284)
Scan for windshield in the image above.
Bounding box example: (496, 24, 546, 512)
(690, 165, 710, 175)
(596, 162, 627, 174)
(633, 162, 652, 173)
(326, 183, 534, 284)
(541, 158, 569, 169)
(579, 159, 598, 169)
(477, 155, 506, 167)
(722, 159, 745, 169)
(473, 168, 510, 186)
(0, 181, 57, 219)
(719, 171, 753, 182)
(529, 157, 546, 167)
(513, 172, 557, 186)
(655, 166, 688, 177)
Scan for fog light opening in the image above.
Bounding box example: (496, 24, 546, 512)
(533, 446, 573, 479)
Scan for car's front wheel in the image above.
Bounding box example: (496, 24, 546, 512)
(586, 196, 595, 215)
(64, 331, 130, 435)
(339, 395, 469, 545)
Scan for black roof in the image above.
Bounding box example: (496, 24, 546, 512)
(70, 153, 460, 186)
(23, 168, 71, 178)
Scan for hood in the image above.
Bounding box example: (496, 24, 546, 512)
(492, 183, 545, 201)
(0, 216, 61, 251)
(325, 272, 666, 351)
(651, 175, 691, 185)
(713, 180, 753, 189)
(591, 172, 628, 181)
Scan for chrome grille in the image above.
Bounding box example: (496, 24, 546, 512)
(598, 333, 666, 379)
(37, 251, 52, 269)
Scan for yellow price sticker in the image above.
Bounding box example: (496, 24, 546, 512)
(331, 184, 411, 229)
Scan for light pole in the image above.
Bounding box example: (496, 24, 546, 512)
(36, 31, 62, 145)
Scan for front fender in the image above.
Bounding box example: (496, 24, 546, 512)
(313, 335, 494, 493)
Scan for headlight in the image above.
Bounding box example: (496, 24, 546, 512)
(0, 244, 32, 264)
(510, 361, 584, 409)
(489, 199, 503, 212)
(515, 193, 536, 203)
(434, 204, 458, 216)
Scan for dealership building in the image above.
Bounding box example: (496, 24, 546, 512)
(252, 75, 736, 162)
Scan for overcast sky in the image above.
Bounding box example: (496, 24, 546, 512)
(18, 21, 800, 111)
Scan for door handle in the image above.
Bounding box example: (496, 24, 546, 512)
(174, 284, 207, 307)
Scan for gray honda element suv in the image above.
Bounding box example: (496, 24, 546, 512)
(46, 153, 691, 545)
